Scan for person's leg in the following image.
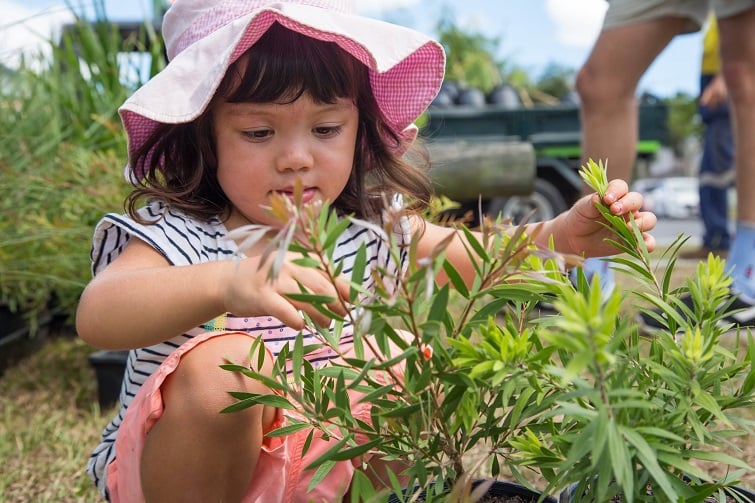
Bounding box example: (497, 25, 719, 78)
(140, 333, 278, 503)
(717, 6, 755, 301)
(698, 112, 734, 252)
(576, 17, 692, 184)
(576, 16, 693, 296)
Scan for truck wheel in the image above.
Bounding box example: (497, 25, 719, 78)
(486, 178, 568, 224)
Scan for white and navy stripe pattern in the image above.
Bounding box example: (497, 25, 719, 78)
(86, 199, 410, 500)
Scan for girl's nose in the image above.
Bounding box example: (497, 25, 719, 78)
(275, 138, 313, 173)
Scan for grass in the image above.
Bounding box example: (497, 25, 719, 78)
(0, 254, 752, 502)
(0, 326, 111, 503)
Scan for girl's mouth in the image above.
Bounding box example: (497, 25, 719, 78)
(274, 187, 317, 204)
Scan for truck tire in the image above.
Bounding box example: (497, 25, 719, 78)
(486, 178, 568, 224)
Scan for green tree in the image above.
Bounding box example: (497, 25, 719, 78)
(435, 11, 504, 92)
(664, 91, 701, 156)
(536, 63, 576, 102)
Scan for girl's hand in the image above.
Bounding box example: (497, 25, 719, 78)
(222, 251, 351, 330)
(561, 178, 657, 257)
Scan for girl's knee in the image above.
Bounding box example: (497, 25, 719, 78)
(721, 60, 755, 106)
(163, 333, 274, 418)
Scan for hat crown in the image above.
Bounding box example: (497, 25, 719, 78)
(163, 0, 357, 60)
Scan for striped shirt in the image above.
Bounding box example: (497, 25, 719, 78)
(86, 199, 410, 499)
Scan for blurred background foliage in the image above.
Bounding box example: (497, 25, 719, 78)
(0, 0, 164, 320)
(665, 91, 704, 157)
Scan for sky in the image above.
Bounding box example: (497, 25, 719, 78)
(0, 0, 704, 98)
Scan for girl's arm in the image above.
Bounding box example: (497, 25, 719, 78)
(415, 179, 656, 287)
(76, 237, 349, 350)
(76, 238, 228, 350)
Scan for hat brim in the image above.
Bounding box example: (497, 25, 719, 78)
(119, 3, 445, 181)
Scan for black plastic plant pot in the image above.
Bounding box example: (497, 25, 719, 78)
(725, 485, 755, 502)
(685, 475, 755, 502)
(388, 479, 557, 503)
(88, 349, 129, 408)
(558, 480, 755, 502)
(0, 306, 51, 376)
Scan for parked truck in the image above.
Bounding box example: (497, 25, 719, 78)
(423, 92, 669, 223)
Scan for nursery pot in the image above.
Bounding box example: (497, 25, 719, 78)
(558, 480, 755, 502)
(388, 479, 557, 503)
(733, 486, 755, 502)
(0, 306, 52, 376)
(88, 349, 128, 408)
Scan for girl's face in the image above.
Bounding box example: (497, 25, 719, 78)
(212, 93, 359, 229)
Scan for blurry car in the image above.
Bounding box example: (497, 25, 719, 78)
(631, 178, 663, 213)
(631, 177, 699, 219)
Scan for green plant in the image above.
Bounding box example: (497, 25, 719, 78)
(0, 2, 164, 320)
(510, 161, 755, 502)
(0, 147, 130, 319)
(221, 184, 568, 502)
(221, 162, 754, 503)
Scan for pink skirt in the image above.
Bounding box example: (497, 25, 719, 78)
(106, 330, 400, 503)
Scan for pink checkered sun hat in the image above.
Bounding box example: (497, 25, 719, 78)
(119, 0, 446, 181)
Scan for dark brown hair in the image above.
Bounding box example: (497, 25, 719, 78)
(126, 22, 433, 223)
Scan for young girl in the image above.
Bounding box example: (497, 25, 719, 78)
(76, 1, 657, 502)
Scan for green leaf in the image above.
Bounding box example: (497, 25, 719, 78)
(292, 333, 304, 387)
(692, 389, 731, 426)
(428, 284, 450, 323)
(633, 426, 686, 444)
(620, 426, 677, 502)
(606, 419, 632, 495)
(683, 449, 754, 470)
(381, 402, 421, 418)
(220, 393, 294, 413)
(579, 159, 609, 196)
(291, 256, 324, 269)
(590, 408, 609, 469)
(347, 471, 378, 502)
(285, 292, 339, 305)
(322, 218, 352, 250)
(460, 224, 487, 259)
(266, 422, 312, 438)
(304, 436, 383, 469)
(358, 384, 396, 405)
(350, 246, 367, 304)
(442, 259, 469, 297)
(654, 451, 711, 481)
(307, 460, 338, 492)
(509, 386, 535, 427)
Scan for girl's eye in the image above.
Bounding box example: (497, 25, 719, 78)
(313, 125, 342, 137)
(243, 129, 272, 141)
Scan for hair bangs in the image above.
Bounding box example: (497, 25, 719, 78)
(220, 22, 366, 106)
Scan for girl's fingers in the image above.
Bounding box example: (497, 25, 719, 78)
(607, 191, 645, 215)
(603, 179, 629, 204)
(283, 267, 350, 326)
